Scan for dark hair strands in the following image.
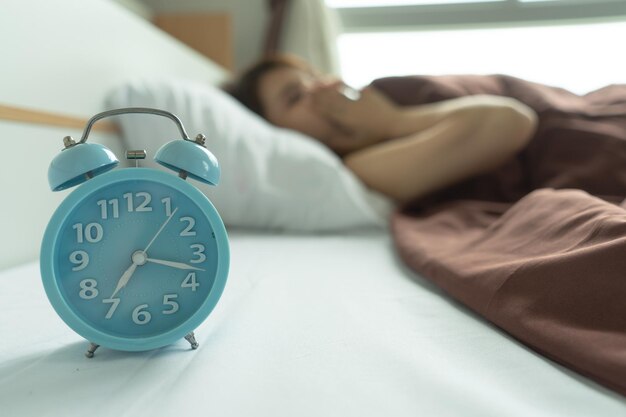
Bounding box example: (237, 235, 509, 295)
(222, 54, 313, 117)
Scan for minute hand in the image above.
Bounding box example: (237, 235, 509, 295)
(146, 258, 205, 271)
(143, 207, 179, 253)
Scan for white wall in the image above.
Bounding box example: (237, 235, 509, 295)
(0, 0, 226, 116)
(140, 0, 269, 73)
(112, 0, 154, 20)
(0, 0, 227, 270)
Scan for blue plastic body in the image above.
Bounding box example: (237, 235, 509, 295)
(40, 168, 229, 351)
(155, 140, 220, 186)
(48, 143, 119, 191)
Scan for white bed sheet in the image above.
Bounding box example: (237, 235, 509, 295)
(0, 230, 624, 416)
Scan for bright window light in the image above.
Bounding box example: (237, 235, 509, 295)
(327, 0, 504, 7)
(338, 21, 626, 94)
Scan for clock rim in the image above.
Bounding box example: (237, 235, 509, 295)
(40, 167, 230, 352)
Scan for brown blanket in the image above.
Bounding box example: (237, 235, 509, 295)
(371, 75, 626, 396)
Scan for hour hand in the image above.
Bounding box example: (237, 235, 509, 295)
(110, 262, 138, 298)
(146, 258, 205, 271)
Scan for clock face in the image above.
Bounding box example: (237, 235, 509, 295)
(41, 169, 229, 350)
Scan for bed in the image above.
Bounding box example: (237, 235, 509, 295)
(2, 232, 625, 416)
(1, 0, 624, 415)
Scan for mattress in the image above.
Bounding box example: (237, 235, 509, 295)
(0, 230, 624, 416)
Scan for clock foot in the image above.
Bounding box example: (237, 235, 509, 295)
(184, 332, 199, 350)
(85, 342, 100, 358)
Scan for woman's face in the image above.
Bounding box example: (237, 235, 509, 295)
(257, 66, 339, 142)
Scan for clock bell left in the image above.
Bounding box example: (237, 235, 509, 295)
(40, 108, 230, 358)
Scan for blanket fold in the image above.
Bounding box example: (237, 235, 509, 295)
(373, 74, 626, 395)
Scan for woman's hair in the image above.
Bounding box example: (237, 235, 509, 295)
(223, 54, 314, 118)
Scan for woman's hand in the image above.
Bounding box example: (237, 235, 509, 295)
(310, 82, 400, 146)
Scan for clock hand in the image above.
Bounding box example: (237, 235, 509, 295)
(110, 262, 138, 298)
(146, 258, 205, 271)
(143, 207, 179, 253)
(109, 208, 179, 298)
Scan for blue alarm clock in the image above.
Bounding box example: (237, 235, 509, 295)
(40, 108, 229, 357)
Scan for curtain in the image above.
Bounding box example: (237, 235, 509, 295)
(264, 0, 341, 76)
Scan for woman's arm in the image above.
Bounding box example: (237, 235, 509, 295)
(343, 95, 538, 203)
(310, 83, 406, 155)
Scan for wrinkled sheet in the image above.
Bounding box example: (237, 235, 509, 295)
(371, 75, 626, 395)
(1, 231, 624, 416)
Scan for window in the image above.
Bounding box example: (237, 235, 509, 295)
(329, 0, 626, 93)
(330, 1, 626, 31)
(327, 0, 506, 6)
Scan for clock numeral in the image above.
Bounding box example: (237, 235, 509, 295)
(161, 197, 173, 217)
(132, 304, 152, 325)
(79, 278, 99, 300)
(181, 272, 199, 291)
(97, 199, 119, 220)
(70, 250, 89, 271)
(99, 193, 155, 217)
(123, 192, 153, 213)
(73, 222, 103, 243)
(123, 193, 133, 212)
(162, 294, 179, 315)
(179, 216, 196, 237)
(135, 192, 153, 212)
(190, 244, 206, 264)
(102, 297, 121, 319)
(130, 297, 180, 324)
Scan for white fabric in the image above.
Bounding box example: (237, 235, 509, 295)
(281, 0, 342, 76)
(106, 79, 391, 232)
(1, 231, 625, 417)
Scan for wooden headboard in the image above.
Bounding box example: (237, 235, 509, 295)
(154, 13, 234, 71)
(0, 0, 229, 270)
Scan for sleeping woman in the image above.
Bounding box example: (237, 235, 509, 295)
(226, 55, 626, 396)
(228, 55, 626, 396)
(225, 54, 538, 203)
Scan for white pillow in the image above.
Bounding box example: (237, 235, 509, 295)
(105, 79, 391, 231)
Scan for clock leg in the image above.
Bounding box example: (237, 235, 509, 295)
(184, 332, 199, 350)
(85, 342, 100, 358)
